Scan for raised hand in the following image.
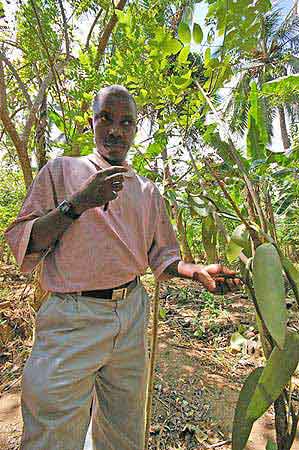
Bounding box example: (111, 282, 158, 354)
(70, 166, 128, 215)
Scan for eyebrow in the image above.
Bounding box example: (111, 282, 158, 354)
(95, 111, 136, 120)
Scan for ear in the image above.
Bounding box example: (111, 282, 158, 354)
(88, 117, 93, 131)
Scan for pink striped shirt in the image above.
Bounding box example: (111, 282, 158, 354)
(5, 151, 180, 292)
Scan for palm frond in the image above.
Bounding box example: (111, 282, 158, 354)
(272, 7, 299, 53)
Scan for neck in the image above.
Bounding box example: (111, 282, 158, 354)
(101, 155, 124, 166)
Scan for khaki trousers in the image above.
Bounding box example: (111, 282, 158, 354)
(20, 282, 150, 450)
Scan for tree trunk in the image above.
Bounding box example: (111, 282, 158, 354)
(35, 92, 48, 170)
(1, 117, 33, 189)
(278, 106, 291, 151)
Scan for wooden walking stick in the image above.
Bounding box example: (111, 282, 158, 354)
(144, 281, 160, 450)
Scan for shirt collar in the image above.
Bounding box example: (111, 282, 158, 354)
(85, 150, 135, 178)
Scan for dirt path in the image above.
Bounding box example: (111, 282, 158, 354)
(1, 346, 299, 450)
(1, 267, 299, 449)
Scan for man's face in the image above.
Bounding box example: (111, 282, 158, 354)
(93, 92, 137, 164)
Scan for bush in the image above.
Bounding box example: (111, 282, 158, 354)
(0, 168, 26, 260)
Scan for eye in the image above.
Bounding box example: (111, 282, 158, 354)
(98, 113, 111, 123)
(123, 119, 134, 126)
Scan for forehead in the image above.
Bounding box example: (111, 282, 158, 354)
(96, 92, 136, 117)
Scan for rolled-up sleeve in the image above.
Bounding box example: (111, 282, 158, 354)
(148, 195, 181, 280)
(4, 161, 57, 273)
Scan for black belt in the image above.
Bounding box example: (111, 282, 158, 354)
(76, 277, 138, 300)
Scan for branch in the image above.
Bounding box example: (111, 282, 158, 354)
(85, 8, 103, 51)
(0, 106, 26, 142)
(205, 158, 254, 234)
(0, 52, 32, 109)
(29, 0, 70, 143)
(95, 0, 128, 69)
(57, 0, 70, 58)
(0, 59, 33, 187)
(22, 61, 67, 146)
(185, 142, 248, 264)
(0, 59, 22, 149)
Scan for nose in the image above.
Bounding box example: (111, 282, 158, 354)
(108, 125, 122, 137)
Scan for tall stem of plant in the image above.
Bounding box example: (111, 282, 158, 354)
(195, 81, 267, 233)
(185, 142, 248, 264)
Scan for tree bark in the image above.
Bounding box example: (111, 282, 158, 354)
(35, 92, 48, 170)
(0, 59, 33, 188)
(278, 106, 291, 151)
(95, 0, 128, 69)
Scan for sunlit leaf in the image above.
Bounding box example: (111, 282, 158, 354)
(178, 22, 191, 44)
(193, 23, 203, 44)
(177, 45, 190, 64)
(231, 224, 249, 248)
(226, 239, 242, 263)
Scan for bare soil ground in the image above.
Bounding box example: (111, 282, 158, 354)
(1, 263, 299, 449)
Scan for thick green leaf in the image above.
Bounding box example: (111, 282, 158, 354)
(231, 224, 249, 248)
(232, 368, 263, 450)
(163, 37, 182, 56)
(226, 239, 242, 263)
(178, 22, 191, 44)
(246, 82, 268, 160)
(246, 331, 299, 421)
(177, 45, 190, 64)
(253, 244, 287, 349)
(192, 23, 203, 44)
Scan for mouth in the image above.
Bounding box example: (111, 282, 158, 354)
(104, 139, 127, 149)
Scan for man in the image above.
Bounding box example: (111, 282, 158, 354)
(5, 85, 237, 450)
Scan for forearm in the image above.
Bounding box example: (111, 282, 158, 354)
(27, 207, 76, 253)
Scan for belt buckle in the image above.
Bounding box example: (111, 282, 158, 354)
(112, 287, 128, 301)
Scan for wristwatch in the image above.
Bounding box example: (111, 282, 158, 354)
(57, 200, 81, 220)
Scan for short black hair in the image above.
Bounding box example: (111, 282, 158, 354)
(93, 85, 137, 116)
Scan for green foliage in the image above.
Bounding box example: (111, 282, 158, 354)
(206, 0, 271, 55)
(246, 82, 269, 160)
(178, 21, 191, 44)
(232, 367, 263, 450)
(262, 74, 299, 105)
(226, 239, 242, 263)
(231, 224, 249, 248)
(266, 440, 278, 450)
(253, 244, 287, 349)
(0, 168, 26, 253)
(192, 23, 203, 44)
(246, 331, 299, 421)
(202, 215, 217, 263)
(16, 0, 61, 69)
(233, 329, 299, 450)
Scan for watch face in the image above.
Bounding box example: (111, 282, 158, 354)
(59, 200, 79, 219)
(61, 203, 70, 214)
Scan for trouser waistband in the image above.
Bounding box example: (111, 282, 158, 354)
(67, 277, 140, 300)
